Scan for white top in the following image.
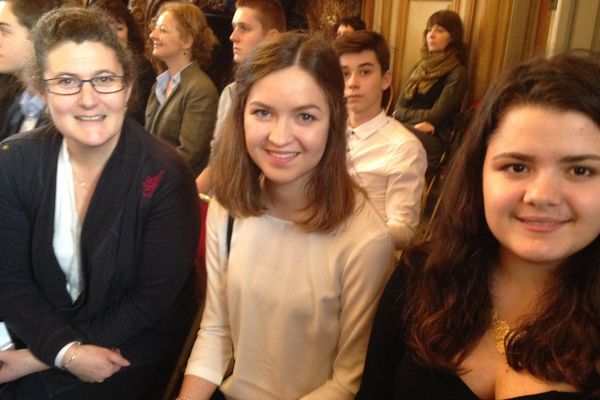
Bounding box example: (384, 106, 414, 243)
(209, 81, 236, 156)
(52, 142, 84, 367)
(347, 111, 427, 249)
(53, 142, 83, 303)
(185, 197, 394, 400)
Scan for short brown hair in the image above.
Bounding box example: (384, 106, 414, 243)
(212, 32, 359, 233)
(334, 30, 390, 72)
(156, 3, 218, 68)
(30, 7, 136, 94)
(235, 0, 286, 33)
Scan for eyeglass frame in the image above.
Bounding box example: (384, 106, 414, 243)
(43, 75, 127, 96)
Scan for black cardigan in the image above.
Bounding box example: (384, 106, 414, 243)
(0, 119, 200, 370)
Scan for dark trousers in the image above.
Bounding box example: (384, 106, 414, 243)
(402, 123, 445, 180)
(211, 389, 227, 400)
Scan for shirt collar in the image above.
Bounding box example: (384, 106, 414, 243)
(347, 110, 388, 140)
(154, 61, 193, 104)
(19, 90, 45, 118)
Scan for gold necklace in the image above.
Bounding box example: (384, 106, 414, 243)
(489, 309, 511, 355)
(72, 172, 90, 191)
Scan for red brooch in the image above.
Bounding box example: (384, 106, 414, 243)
(143, 169, 165, 198)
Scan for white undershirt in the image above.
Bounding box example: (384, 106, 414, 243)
(53, 142, 83, 303)
(52, 142, 84, 367)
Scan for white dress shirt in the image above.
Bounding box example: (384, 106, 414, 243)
(347, 110, 427, 249)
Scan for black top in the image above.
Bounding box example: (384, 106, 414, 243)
(356, 266, 588, 400)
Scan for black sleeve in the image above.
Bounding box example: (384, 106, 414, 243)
(356, 264, 407, 400)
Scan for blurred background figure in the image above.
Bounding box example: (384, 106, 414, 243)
(195, 0, 286, 194)
(0, 0, 67, 140)
(145, 2, 219, 174)
(91, 0, 156, 125)
(393, 10, 468, 179)
(335, 15, 365, 38)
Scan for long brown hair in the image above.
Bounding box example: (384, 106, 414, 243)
(402, 54, 600, 393)
(211, 32, 359, 233)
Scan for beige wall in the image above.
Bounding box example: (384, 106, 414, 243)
(547, 0, 600, 55)
(401, 1, 452, 83)
(365, 0, 599, 107)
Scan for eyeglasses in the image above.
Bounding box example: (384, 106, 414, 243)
(44, 76, 126, 95)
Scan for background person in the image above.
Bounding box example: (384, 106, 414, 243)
(178, 32, 394, 400)
(393, 9, 468, 178)
(357, 54, 600, 399)
(0, 7, 199, 399)
(91, 0, 156, 125)
(335, 30, 427, 251)
(0, 0, 67, 140)
(195, 0, 286, 194)
(145, 2, 219, 174)
(334, 15, 365, 38)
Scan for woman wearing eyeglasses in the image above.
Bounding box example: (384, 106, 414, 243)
(0, 8, 199, 400)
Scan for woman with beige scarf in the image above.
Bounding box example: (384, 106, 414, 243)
(393, 10, 467, 178)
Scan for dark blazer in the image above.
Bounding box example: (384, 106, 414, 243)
(0, 119, 200, 391)
(145, 61, 218, 174)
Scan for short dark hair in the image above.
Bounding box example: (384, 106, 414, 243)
(30, 7, 136, 93)
(335, 16, 366, 31)
(334, 30, 390, 72)
(91, 0, 146, 55)
(235, 0, 286, 32)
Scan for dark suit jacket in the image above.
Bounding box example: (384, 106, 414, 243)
(145, 61, 218, 174)
(0, 119, 200, 390)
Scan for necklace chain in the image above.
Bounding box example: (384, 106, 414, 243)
(489, 309, 511, 355)
(72, 171, 90, 191)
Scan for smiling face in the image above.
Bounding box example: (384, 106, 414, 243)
(339, 49, 391, 127)
(0, 1, 34, 75)
(244, 65, 330, 195)
(43, 40, 131, 156)
(426, 24, 451, 53)
(149, 11, 191, 63)
(230, 6, 270, 64)
(482, 105, 600, 270)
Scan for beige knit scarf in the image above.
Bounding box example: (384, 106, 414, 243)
(404, 48, 461, 101)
